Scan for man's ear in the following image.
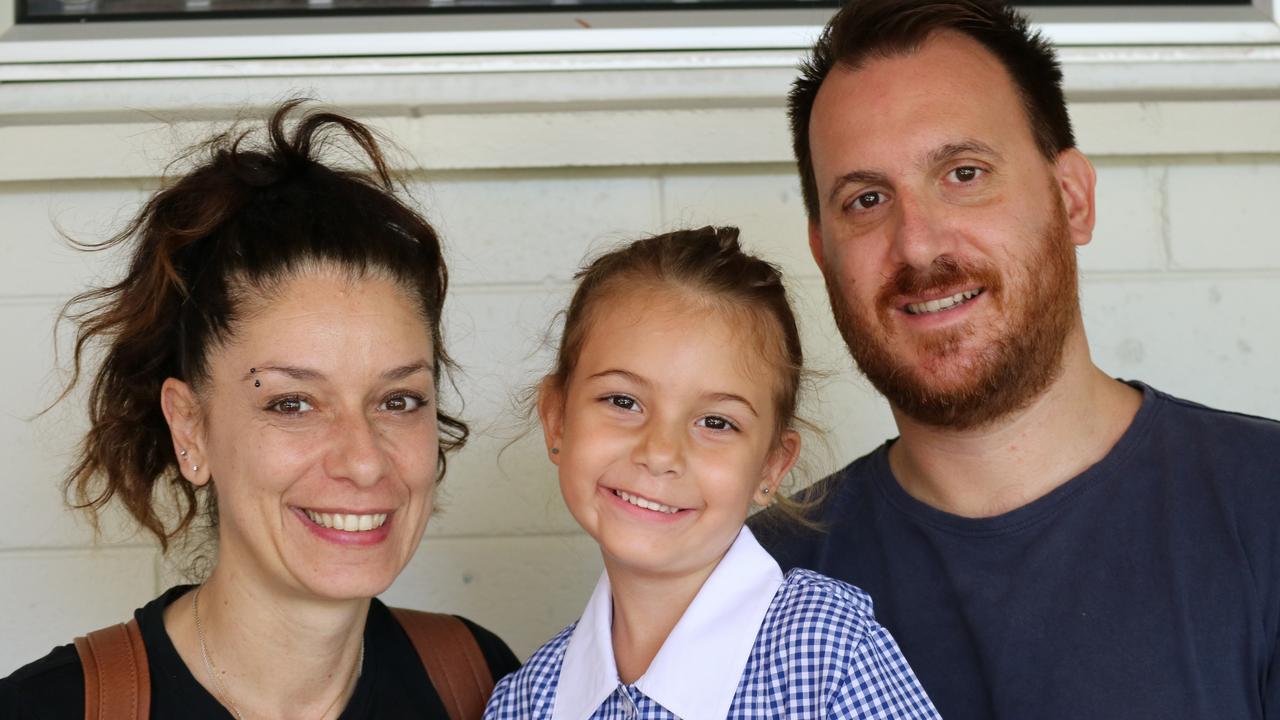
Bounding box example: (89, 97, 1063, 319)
(1055, 148, 1097, 248)
(753, 429, 802, 506)
(160, 377, 209, 486)
(536, 378, 566, 466)
(807, 220, 827, 273)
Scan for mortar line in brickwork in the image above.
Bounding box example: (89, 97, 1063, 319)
(1158, 164, 1174, 270)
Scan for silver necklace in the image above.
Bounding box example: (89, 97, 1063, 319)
(192, 585, 365, 720)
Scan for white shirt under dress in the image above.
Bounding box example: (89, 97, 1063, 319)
(483, 527, 939, 720)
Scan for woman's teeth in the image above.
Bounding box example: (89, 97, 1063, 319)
(614, 489, 680, 514)
(303, 510, 388, 532)
(906, 288, 982, 315)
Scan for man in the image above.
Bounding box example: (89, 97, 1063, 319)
(750, 1, 1280, 718)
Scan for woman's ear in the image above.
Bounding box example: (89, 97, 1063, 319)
(536, 378, 566, 466)
(160, 377, 209, 486)
(753, 429, 802, 506)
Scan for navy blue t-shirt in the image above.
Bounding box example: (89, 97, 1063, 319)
(751, 382, 1280, 720)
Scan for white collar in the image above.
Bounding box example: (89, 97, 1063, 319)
(552, 527, 784, 720)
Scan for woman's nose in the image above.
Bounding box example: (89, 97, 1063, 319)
(326, 413, 390, 487)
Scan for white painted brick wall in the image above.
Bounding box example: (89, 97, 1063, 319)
(1, 91, 1278, 677)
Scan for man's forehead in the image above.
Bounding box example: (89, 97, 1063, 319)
(809, 33, 1031, 169)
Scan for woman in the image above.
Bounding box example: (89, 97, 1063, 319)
(0, 101, 518, 719)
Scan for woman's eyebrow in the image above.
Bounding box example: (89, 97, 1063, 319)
(242, 365, 323, 381)
(382, 362, 432, 381)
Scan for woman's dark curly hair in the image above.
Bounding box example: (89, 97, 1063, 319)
(59, 100, 467, 551)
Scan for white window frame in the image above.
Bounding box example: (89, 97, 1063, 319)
(1, 0, 1278, 70)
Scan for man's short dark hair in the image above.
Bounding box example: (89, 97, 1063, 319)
(790, 0, 1075, 219)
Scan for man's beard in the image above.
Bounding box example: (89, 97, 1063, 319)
(826, 204, 1078, 431)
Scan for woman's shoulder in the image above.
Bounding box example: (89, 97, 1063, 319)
(483, 622, 577, 719)
(455, 616, 522, 681)
(0, 642, 85, 719)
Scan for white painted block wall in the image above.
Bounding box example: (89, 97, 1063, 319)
(1, 65, 1278, 675)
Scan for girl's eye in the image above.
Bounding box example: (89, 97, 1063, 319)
(268, 396, 313, 414)
(605, 395, 638, 411)
(950, 166, 984, 183)
(380, 394, 426, 413)
(697, 415, 738, 432)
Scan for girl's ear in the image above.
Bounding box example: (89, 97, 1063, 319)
(536, 378, 566, 466)
(160, 377, 210, 487)
(753, 429, 801, 506)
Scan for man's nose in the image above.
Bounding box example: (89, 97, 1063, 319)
(889, 192, 954, 271)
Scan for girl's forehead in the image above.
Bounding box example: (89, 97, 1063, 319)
(579, 286, 789, 398)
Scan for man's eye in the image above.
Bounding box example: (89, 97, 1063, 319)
(380, 394, 425, 413)
(852, 191, 883, 210)
(269, 396, 313, 414)
(698, 416, 737, 432)
(951, 166, 983, 182)
(606, 395, 638, 411)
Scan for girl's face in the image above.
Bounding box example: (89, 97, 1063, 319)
(540, 288, 800, 582)
(163, 268, 440, 602)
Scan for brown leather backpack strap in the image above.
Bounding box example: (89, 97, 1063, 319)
(74, 618, 151, 720)
(390, 608, 494, 720)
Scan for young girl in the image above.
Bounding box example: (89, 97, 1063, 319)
(485, 227, 938, 718)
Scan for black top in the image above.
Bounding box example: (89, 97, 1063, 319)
(751, 382, 1280, 720)
(0, 585, 521, 719)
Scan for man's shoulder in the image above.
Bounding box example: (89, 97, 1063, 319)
(1138, 382, 1280, 466)
(1144, 383, 1280, 440)
(749, 443, 891, 570)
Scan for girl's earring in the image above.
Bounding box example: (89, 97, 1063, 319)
(180, 449, 188, 458)
(761, 486, 770, 495)
(551, 447, 560, 455)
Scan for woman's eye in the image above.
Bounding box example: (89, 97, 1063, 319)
(380, 394, 426, 413)
(605, 395, 638, 411)
(269, 396, 313, 414)
(698, 415, 737, 432)
(950, 166, 984, 183)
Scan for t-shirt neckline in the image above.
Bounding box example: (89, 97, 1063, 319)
(869, 380, 1161, 537)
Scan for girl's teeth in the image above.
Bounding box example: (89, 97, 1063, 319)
(304, 509, 388, 532)
(614, 489, 680, 514)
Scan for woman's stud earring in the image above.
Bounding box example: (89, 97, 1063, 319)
(192, 465, 199, 473)
(761, 486, 770, 495)
(551, 447, 560, 455)
(180, 449, 188, 458)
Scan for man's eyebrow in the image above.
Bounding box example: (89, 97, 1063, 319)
(828, 169, 891, 206)
(926, 140, 1002, 168)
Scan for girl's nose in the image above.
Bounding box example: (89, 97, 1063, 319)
(631, 421, 685, 477)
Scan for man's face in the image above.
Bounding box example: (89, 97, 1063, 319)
(806, 32, 1088, 429)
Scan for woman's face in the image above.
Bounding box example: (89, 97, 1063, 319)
(168, 268, 439, 602)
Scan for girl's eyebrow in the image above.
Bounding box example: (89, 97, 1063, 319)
(587, 368, 651, 387)
(587, 369, 758, 417)
(707, 393, 758, 417)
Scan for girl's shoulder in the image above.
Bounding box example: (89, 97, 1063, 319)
(484, 622, 577, 719)
(760, 568, 880, 653)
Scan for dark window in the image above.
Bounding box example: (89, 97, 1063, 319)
(17, 0, 1253, 23)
